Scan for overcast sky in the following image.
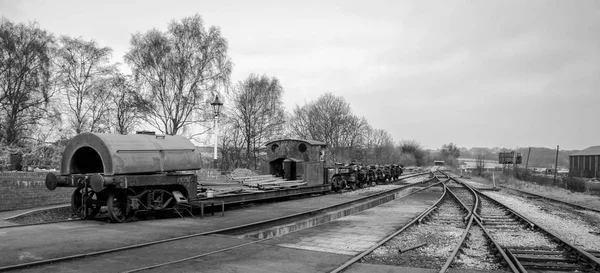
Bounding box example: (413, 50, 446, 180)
(1, 0, 598, 150)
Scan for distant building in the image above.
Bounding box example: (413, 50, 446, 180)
(569, 146, 600, 178)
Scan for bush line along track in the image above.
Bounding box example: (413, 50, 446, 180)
(0, 172, 435, 272)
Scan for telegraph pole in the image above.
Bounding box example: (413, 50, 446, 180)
(525, 147, 531, 171)
(553, 145, 559, 185)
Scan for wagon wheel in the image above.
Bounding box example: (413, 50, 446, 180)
(71, 187, 101, 220)
(107, 190, 136, 223)
(331, 176, 343, 192)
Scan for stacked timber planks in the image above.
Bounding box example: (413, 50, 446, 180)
(258, 180, 307, 190)
(227, 173, 307, 190)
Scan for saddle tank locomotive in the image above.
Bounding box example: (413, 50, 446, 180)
(45, 131, 201, 222)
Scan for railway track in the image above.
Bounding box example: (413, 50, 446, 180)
(500, 185, 600, 214)
(0, 172, 435, 272)
(118, 174, 442, 273)
(451, 174, 600, 272)
(330, 172, 513, 272)
(332, 172, 600, 272)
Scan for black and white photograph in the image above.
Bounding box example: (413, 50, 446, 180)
(0, 0, 599, 272)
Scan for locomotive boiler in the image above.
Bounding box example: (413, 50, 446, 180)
(45, 132, 201, 222)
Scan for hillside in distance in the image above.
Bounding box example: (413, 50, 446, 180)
(459, 147, 580, 169)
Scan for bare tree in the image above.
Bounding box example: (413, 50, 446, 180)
(125, 14, 232, 136)
(371, 128, 395, 163)
(288, 93, 367, 163)
(440, 142, 461, 167)
(216, 120, 245, 170)
(228, 74, 285, 169)
(0, 19, 54, 146)
(475, 154, 486, 176)
(55, 36, 115, 134)
(399, 140, 426, 166)
(357, 126, 395, 164)
(108, 73, 147, 134)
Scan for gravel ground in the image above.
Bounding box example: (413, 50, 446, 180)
(478, 197, 561, 250)
(449, 187, 475, 210)
(453, 225, 504, 271)
(8, 206, 75, 224)
(483, 191, 600, 251)
(342, 175, 433, 196)
(402, 175, 433, 184)
(362, 197, 466, 269)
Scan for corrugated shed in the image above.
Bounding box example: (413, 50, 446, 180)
(570, 146, 600, 156)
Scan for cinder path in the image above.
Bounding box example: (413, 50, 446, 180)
(0, 203, 69, 227)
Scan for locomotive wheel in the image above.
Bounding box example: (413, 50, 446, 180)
(350, 182, 357, 190)
(107, 190, 136, 223)
(71, 187, 101, 220)
(331, 176, 342, 192)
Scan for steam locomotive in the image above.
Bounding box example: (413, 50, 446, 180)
(45, 131, 200, 223)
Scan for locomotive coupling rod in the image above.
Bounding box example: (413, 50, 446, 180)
(90, 173, 115, 193)
(45, 173, 69, 191)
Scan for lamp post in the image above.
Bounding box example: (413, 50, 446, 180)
(210, 95, 223, 170)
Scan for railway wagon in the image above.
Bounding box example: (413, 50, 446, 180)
(45, 131, 201, 222)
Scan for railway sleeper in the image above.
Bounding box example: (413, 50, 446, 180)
(587, 250, 600, 258)
(508, 247, 594, 272)
(510, 249, 568, 256)
(518, 261, 590, 271)
(481, 214, 511, 218)
(514, 255, 574, 263)
(483, 220, 523, 226)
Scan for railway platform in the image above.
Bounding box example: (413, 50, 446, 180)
(4, 181, 444, 273)
(0, 177, 430, 271)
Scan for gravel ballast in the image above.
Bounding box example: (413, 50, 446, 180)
(361, 197, 466, 269)
(453, 225, 504, 271)
(484, 191, 600, 251)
